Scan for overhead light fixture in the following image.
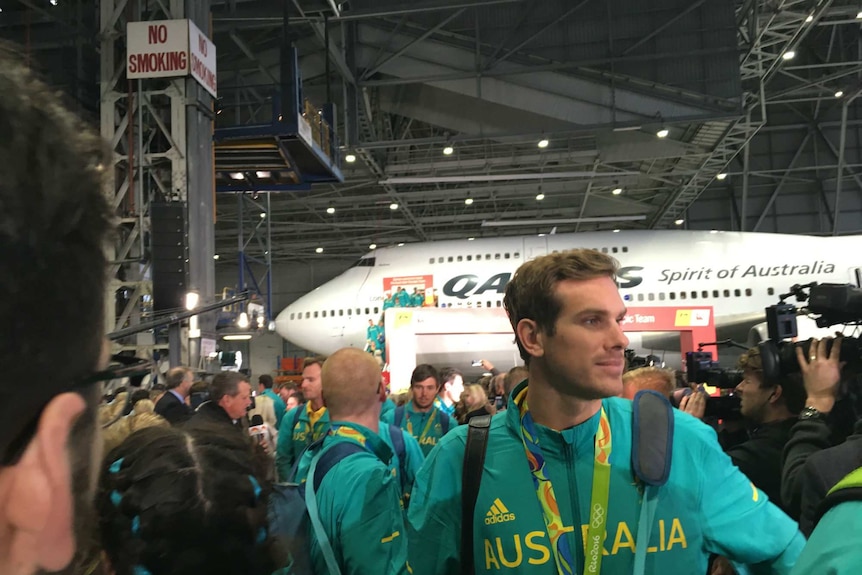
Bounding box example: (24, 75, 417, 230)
(465, 198, 474, 205)
(710, 229, 719, 234)
(537, 138, 549, 149)
(223, 334, 253, 341)
(389, 203, 399, 210)
(613, 229, 620, 233)
(782, 50, 796, 60)
(229, 172, 245, 180)
(345, 153, 357, 163)
(398, 242, 405, 247)
(538, 233, 546, 237)
(857, 10, 862, 19)
(260, 212, 266, 218)
(483, 215, 646, 227)
(805, 14, 814, 22)
(716, 172, 728, 180)
(536, 193, 545, 201)
(50, 0, 58, 5)
(467, 237, 475, 241)
(835, 90, 844, 98)
(612, 187, 623, 195)
(369, 243, 377, 250)
(442, 145, 454, 156)
(656, 128, 669, 138)
(315, 247, 324, 253)
(213, 254, 220, 260)
(380, 170, 640, 185)
(237, 312, 250, 329)
(326, 206, 336, 214)
(185, 291, 200, 311)
(255, 170, 271, 178)
(674, 219, 684, 225)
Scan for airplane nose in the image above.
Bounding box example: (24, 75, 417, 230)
(274, 305, 295, 343)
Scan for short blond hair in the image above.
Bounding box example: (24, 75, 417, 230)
(321, 348, 382, 418)
(621, 367, 675, 399)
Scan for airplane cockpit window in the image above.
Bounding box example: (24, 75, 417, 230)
(349, 257, 376, 268)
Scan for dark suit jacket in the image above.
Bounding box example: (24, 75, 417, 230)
(798, 420, 862, 536)
(154, 391, 192, 425)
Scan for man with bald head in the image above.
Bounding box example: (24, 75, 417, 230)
(292, 348, 409, 575)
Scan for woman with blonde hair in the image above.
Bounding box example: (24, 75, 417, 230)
(455, 383, 497, 424)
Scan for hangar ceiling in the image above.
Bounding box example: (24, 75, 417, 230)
(2, 0, 862, 264)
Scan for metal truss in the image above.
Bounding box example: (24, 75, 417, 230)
(100, 0, 188, 356)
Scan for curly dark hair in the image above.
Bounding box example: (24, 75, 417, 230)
(96, 424, 279, 575)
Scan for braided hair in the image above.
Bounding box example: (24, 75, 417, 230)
(96, 424, 277, 575)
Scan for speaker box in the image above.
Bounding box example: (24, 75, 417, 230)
(151, 203, 187, 312)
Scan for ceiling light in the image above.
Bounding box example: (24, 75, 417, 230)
(537, 138, 549, 148)
(805, 14, 814, 22)
(710, 230, 719, 234)
(442, 145, 454, 156)
(185, 291, 200, 311)
(782, 50, 796, 60)
(538, 233, 546, 237)
(50, 0, 58, 5)
(835, 90, 844, 98)
(229, 172, 244, 180)
(369, 243, 377, 250)
(389, 203, 399, 210)
(613, 229, 620, 233)
(260, 212, 266, 218)
(326, 206, 336, 214)
(467, 237, 475, 241)
(315, 247, 324, 253)
(857, 10, 862, 19)
(716, 172, 728, 180)
(255, 170, 271, 178)
(674, 219, 684, 225)
(612, 187, 623, 195)
(237, 312, 250, 329)
(465, 198, 474, 205)
(345, 153, 356, 163)
(223, 334, 253, 341)
(213, 254, 220, 260)
(398, 242, 405, 246)
(536, 193, 545, 201)
(656, 128, 669, 138)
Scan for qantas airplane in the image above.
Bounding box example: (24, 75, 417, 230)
(274, 230, 862, 371)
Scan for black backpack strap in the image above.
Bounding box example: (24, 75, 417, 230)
(461, 414, 491, 575)
(441, 411, 451, 434)
(312, 442, 366, 491)
(631, 390, 674, 486)
(291, 407, 302, 435)
(394, 405, 405, 427)
(388, 424, 408, 493)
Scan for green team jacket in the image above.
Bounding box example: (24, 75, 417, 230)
(790, 467, 862, 574)
(262, 388, 286, 429)
(276, 405, 330, 480)
(407, 381, 804, 575)
(382, 401, 459, 457)
(377, 420, 426, 510)
(294, 422, 409, 575)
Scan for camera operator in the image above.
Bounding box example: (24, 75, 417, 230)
(781, 336, 862, 534)
(724, 346, 806, 515)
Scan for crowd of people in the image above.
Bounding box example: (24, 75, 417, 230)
(4, 46, 862, 575)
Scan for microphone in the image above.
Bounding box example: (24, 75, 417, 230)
(250, 414, 264, 426)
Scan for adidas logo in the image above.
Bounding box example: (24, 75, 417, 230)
(484, 498, 516, 525)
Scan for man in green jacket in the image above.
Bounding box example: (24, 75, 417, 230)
(293, 348, 408, 575)
(257, 374, 286, 429)
(276, 356, 329, 479)
(407, 249, 804, 575)
(383, 364, 458, 457)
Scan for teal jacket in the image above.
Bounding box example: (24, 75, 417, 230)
(790, 468, 862, 574)
(262, 388, 286, 429)
(380, 398, 396, 422)
(407, 381, 804, 575)
(275, 404, 330, 481)
(378, 420, 426, 510)
(294, 422, 409, 575)
(382, 402, 458, 457)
